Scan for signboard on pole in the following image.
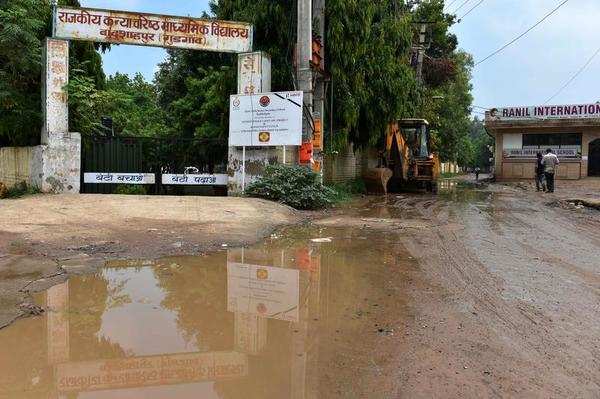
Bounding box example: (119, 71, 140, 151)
(54, 7, 253, 53)
(229, 91, 303, 147)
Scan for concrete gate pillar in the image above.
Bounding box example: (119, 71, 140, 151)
(36, 38, 81, 194)
(228, 51, 298, 195)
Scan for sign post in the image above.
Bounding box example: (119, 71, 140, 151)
(229, 91, 303, 147)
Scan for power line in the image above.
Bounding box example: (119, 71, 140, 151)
(544, 45, 600, 104)
(444, 0, 459, 11)
(451, 0, 473, 15)
(457, 0, 485, 21)
(474, 0, 570, 67)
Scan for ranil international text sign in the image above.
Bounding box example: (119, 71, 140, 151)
(54, 7, 253, 53)
(488, 103, 600, 121)
(229, 91, 303, 146)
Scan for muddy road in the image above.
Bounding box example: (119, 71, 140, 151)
(0, 181, 599, 398)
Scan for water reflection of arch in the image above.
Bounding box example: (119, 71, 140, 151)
(37, 244, 326, 398)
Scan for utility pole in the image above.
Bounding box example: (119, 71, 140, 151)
(415, 23, 428, 85)
(312, 0, 325, 175)
(297, 0, 313, 146)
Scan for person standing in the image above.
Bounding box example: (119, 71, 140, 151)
(475, 167, 481, 181)
(535, 152, 546, 192)
(542, 148, 560, 193)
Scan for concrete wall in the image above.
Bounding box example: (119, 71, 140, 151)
(440, 162, 460, 174)
(0, 133, 81, 193)
(0, 146, 40, 188)
(501, 160, 581, 180)
(324, 145, 360, 184)
(228, 146, 299, 193)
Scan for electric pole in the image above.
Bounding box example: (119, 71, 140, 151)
(312, 0, 325, 174)
(297, 0, 313, 144)
(415, 23, 428, 85)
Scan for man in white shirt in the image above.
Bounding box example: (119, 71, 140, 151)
(542, 148, 560, 193)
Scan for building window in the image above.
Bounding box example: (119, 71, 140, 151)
(522, 133, 581, 148)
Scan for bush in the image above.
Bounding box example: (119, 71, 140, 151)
(114, 185, 147, 195)
(1, 181, 41, 199)
(245, 164, 337, 210)
(327, 179, 367, 202)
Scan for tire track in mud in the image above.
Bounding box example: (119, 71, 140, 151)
(391, 188, 600, 397)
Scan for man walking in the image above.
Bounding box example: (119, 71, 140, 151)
(535, 152, 546, 192)
(542, 148, 560, 193)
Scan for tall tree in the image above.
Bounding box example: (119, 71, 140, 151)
(413, 0, 474, 164)
(0, 0, 104, 146)
(68, 72, 167, 137)
(152, 0, 473, 161)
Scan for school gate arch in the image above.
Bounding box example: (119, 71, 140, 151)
(40, 5, 253, 194)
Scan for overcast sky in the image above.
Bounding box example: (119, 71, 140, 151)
(82, 0, 600, 112)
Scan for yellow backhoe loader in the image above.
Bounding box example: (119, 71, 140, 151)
(363, 118, 440, 194)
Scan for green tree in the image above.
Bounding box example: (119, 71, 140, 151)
(68, 72, 167, 136)
(0, 0, 104, 146)
(155, 1, 297, 140)
(413, 0, 474, 164)
(468, 116, 493, 169)
(326, 0, 417, 149)
(152, 0, 473, 159)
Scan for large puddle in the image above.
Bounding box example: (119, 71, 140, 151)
(0, 225, 416, 398)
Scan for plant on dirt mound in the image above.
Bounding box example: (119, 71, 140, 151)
(245, 164, 336, 210)
(114, 184, 147, 195)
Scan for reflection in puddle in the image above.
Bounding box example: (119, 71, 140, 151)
(0, 226, 414, 398)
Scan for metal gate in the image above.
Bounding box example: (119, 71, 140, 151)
(81, 135, 228, 195)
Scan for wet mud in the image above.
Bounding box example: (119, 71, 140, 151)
(0, 224, 420, 398)
(1, 180, 599, 398)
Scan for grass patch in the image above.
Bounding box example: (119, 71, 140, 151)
(1, 181, 41, 199)
(114, 185, 147, 195)
(327, 179, 367, 203)
(440, 172, 464, 178)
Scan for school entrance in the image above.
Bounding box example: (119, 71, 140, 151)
(589, 139, 600, 177)
(38, 5, 253, 194)
(81, 135, 228, 195)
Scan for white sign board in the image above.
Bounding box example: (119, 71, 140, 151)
(229, 91, 303, 146)
(54, 7, 253, 53)
(504, 148, 579, 158)
(227, 262, 299, 322)
(162, 174, 228, 186)
(84, 173, 155, 184)
(488, 103, 600, 121)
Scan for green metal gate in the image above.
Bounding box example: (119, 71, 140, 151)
(81, 135, 228, 195)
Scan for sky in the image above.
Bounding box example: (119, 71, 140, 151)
(81, 0, 600, 112)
